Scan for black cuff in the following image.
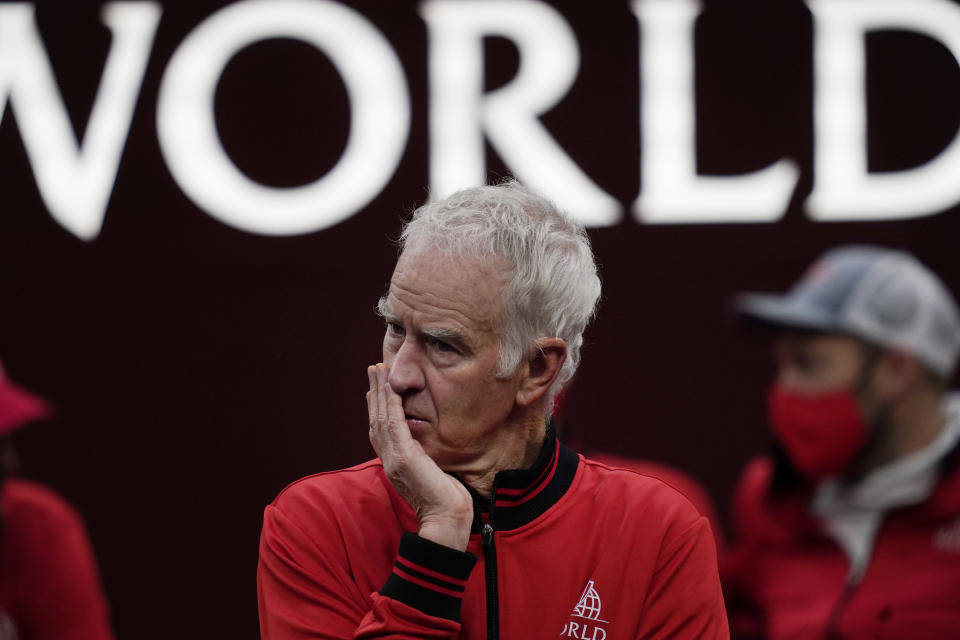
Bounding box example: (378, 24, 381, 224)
(380, 532, 477, 622)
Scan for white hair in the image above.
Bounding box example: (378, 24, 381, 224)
(395, 181, 601, 408)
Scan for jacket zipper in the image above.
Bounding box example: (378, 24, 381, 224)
(481, 522, 499, 640)
(824, 531, 873, 638)
(823, 580, 858, 639)
(479, 479, 500, 640)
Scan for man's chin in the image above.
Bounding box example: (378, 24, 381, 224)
(407, 426, 454, 468)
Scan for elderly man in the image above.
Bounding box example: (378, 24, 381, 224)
(258, 182, 728, 639)
(725, 246, 960, 639)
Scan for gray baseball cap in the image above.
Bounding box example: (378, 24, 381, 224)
(737, 246, 960, 378)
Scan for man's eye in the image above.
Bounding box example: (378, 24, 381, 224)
(796, 354, 821, 373)
(387, 323, 404, 336)
(430, 339, 456, 353)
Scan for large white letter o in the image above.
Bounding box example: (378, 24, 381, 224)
(157, 0, 410, 235)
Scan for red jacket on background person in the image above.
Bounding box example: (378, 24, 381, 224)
(258, 433, 729, 639)
(724, 436, 960, 640)
(0, 480, 115, 640)
(0, 358, 115, 640)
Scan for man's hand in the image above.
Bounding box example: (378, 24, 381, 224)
(367, 363, 474, 551)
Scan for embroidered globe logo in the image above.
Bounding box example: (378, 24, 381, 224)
(573, 581, 602, 620)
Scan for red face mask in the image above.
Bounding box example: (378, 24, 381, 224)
(767, 385, 869, 479)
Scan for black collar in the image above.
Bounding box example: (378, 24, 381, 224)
(465, 422, 580, 532)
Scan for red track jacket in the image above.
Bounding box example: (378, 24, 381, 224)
(724, 450, 960, 640)
(0, 479, 114, 640)
(258, 434, 729, 639)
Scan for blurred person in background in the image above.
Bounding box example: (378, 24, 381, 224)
(258, 182, 729, 639)
(724, 246, 960, 639)
(0, 359, 114, 640)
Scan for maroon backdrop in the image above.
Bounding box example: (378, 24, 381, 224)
(1, 1, 958, 638)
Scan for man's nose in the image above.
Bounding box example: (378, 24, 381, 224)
(387, 341, 425, 395)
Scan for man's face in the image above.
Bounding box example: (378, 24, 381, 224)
(772, 333, 865, 394)
(380, 248, 524, 469)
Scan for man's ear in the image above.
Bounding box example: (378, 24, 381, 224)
(516, 338, 567, 408)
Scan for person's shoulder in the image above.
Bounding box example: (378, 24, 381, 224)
(2, 478, 83, 528)
(578, 454, 703, 528)
(587, 454, 715, 510)
(730, 455, 812, 545)
(269, 458, 390, 516)
(262, 459, 409, 549)
(732, 455, 776, 508)
(730, 455, 778, 522)
(586, 452, 726, 549)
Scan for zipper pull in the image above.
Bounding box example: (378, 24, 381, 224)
(481, 523, 494, 547)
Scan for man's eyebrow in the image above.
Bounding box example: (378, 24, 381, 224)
(376, 296, 470, 349)
(422, 327, 464, 342)
(422, 327, 473, 354)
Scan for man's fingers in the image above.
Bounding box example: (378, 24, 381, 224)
(385, 388, 411, 444)
(376, 364, 411, 440)
(375, 364, 389, 427)
(367, 363, 422, 476)
(367, 364, 377, 395)
(366, 365, 377, 430)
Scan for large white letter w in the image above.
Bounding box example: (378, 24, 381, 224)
(0, 3, 160, 240)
